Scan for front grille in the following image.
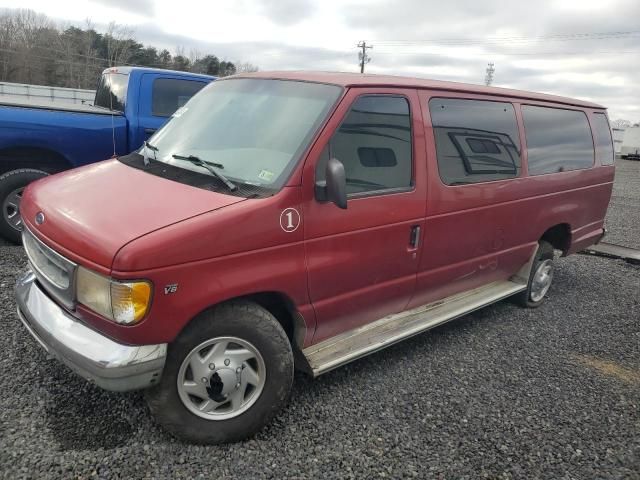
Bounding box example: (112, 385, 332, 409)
(22, 227, 77, 308)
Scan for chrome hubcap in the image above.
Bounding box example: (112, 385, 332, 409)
(2, 187, 24, 231)
(177, 336, 266, 420)
(530, 259, 554, 302)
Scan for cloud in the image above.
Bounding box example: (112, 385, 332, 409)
(90, 0, 154, 16)
(254, 0, 316, 26)
(19, 0, 640, 122)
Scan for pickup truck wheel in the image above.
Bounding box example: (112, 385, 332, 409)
(145, 301, 294, 444)
(0, 169, 48, 244)
(515, 240, 555, 308)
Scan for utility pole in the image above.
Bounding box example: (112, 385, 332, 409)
(357, 41, 372, 73)
(484, 62, 495, 86)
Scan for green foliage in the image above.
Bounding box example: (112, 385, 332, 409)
(0, 8, 241, 89)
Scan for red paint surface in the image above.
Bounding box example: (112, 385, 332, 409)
(20, 73, 614, 349)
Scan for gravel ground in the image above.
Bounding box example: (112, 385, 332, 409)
(0, 160, 638, 479)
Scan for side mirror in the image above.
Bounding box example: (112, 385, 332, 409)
(315, 157, 347, 209)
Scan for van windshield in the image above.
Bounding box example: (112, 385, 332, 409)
(147, 78, 342, 191)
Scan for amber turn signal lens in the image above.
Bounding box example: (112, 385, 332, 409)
(111, 281, 152, 325)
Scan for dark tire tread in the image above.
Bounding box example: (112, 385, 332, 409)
(0, 168, 48, 244)
(145, 300, 294, 444)
(515, 240, 555, 308)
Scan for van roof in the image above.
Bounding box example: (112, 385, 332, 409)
(232, 71, 605, 110)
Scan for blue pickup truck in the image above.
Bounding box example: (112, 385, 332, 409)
(0, 66, 215, 242)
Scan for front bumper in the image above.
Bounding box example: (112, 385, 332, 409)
(15, 270, 167, 392)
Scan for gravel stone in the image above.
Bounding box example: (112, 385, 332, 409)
(0, 160, 638, 479)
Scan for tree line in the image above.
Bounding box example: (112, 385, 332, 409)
(0, 9, 257, 89)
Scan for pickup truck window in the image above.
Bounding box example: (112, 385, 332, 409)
(152, 78, 207, 117)
(146, 78, 342, 191)
(522, 105, 594, 175)
(429, 98, 521, 186)
(94, 73, 128, 111)
(316, 95, 413, 195)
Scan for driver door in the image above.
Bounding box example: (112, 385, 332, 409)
(301, 88, 427, 344)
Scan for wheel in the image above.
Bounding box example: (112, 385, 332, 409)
(145, 301, 294, 444)
(0, 169, 48, 244)
(515, 240, 555, 308)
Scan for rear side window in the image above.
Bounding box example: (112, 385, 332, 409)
(522, 106, 594, 175)
(94, 73, 129, 111)
(429, 98, 521, 185)
(317, 95, 412, 195)
(152, 78, 207, 117)
(591, 113, 614, 165)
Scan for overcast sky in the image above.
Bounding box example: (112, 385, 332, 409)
(5, 0, 639, 122)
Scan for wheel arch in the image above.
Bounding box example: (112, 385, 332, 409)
(0, 146, 73, 175)
(185, 290, 308, 351)
(540, 223, 572, 256)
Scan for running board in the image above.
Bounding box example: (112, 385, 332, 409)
(302, 280, 526, 376)
(581, 242, 640, 265)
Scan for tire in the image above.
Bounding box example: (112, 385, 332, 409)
(145, 301, 294, 444)
(0, 168, 48, 244)
(515, 240, 555, 308)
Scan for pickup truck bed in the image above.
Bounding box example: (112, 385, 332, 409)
(0, 96, 116, 115)
(0, 66, 214, 243)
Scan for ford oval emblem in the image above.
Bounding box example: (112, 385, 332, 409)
(35, 212, 45, 225)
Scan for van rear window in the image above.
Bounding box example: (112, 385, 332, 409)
(428, 98, 521, 186)
(591, 113, 614, 165)
(522, 106, 594, 175)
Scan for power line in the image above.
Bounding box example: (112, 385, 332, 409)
(371, 49, 639, 57)
(357, 41, 372, 73)
(371, 30, 640, 47)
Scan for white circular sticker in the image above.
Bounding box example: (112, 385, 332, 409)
(280, 208, 301, 232)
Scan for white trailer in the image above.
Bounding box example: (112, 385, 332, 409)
(620, 126, 640, 160)
(612, 128, 625, 154)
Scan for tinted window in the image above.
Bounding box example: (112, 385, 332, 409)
(592, 113, 614, 165)
(522, 106, 594, 175)
(318, 96, 412, 194)
(152, 78, 207, 117)
(94, 73, 128, 111)
(429, 98, 521, 185)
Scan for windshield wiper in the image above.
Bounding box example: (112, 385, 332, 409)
(172, 154, 237, 192)
(142, 141, 158, 166)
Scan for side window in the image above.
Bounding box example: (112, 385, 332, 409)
(428, 98, 521, 185)
(317, 95, 412, 195)
(591, 113, 614, 165)
(152, 79, 207, 117)
(522, 105, 594, 175)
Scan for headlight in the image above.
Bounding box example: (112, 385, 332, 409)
(76, 266, 152, 325)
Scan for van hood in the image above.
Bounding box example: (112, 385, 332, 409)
(21, 159, 244, 269)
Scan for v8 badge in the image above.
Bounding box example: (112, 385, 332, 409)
(164, 284, 178, 295)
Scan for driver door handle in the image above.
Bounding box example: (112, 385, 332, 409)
(409, 225, 421, 249)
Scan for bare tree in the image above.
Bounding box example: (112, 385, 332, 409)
(0, 8, 258, 88)
(235, 62, 259, 73)
(611, 119, 632, 129)
(105, 21, 134, 66)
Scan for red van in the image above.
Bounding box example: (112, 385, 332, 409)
(15, 72, 614, 444)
